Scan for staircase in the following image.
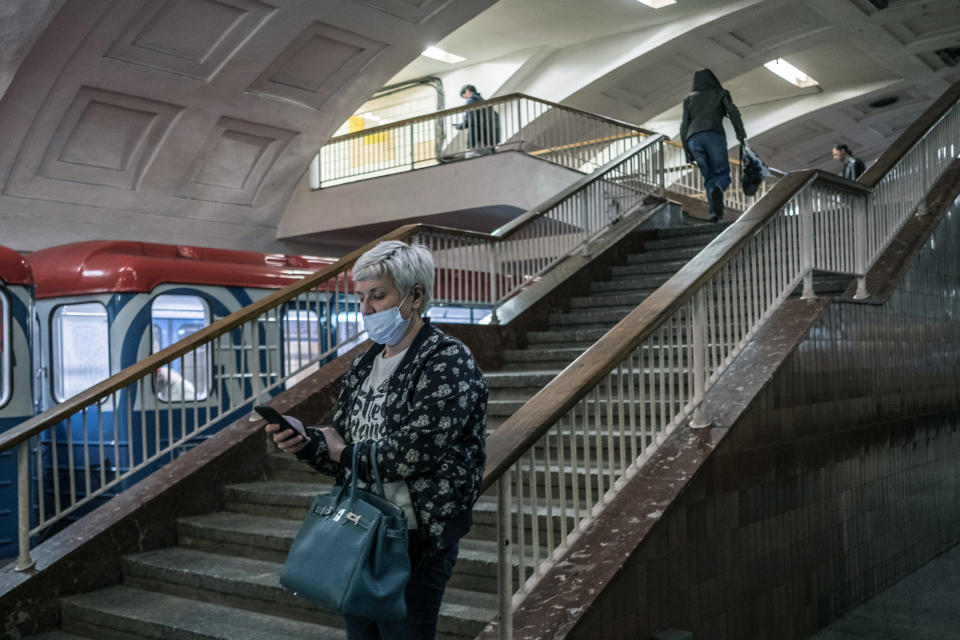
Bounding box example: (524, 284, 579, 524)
(28, 223, 728, 640)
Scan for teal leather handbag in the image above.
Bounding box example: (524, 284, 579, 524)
(280, 442, 410, 620)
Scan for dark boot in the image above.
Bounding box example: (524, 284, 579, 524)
(709, 187, 724, 223)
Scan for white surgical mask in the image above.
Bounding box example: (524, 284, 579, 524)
(362, 292, 411, 346)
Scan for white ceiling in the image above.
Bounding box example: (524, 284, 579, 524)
(393, 0, 960, 173)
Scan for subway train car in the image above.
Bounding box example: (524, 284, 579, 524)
(0, 246, 35, 558)
(19, 241, 338, 543)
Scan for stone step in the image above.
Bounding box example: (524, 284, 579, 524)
(267, 452, 321, 482)
(548, 308, 636, 326)
(591, 274, 677, 293)
(486, 369, 691, 401)
(651, 222, 731, 238)
(640, 232, 719, 250)
(626, 246, 702, 263)
(487, 396, 693, 418)
(60, 585, 345, 640)
(525, 327, 610, 344)
(120, 547, 495, 639)
(567, 290, 656, 309)
(176, 507, 506, 592)
(223, 480, 330, 520)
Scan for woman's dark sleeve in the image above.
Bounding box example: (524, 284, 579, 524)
(294, 360, 357, 477)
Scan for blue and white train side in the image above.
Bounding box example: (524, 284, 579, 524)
(1, 240, 337, 555)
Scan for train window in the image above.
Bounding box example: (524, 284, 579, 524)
(1, 290, 10, 408)
(284, 309, 319, 385)
(52, 302, 110, 403)
(151, 295, 210, 402)
(336, 310, 366, 357)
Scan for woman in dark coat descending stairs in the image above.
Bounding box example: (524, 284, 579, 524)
(266, 240, 488, 640)
(680, 68, 748, 223)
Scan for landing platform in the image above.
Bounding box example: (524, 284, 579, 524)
(809, 544, 960, 639)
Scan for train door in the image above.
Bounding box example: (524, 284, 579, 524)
(0, 280, 36, 558)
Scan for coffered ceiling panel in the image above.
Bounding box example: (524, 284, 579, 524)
(0, 0, 494, 252)
(181, 116, 296, 205)
(9, 86, 181, 196)
(356, 0, 455, 25)
(106, 0, 276, 81)
(248, 22, 388, 109)
(726, 5, 827, 52)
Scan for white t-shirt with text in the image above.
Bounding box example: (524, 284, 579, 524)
(345, 348, 417, 528)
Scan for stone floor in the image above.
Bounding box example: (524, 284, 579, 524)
(809, 544, 960, 639)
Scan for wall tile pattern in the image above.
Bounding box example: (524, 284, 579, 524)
(570, 203, 960, 639)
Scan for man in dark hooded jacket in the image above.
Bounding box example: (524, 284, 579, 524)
(680, 69, 747, 222)
(456, 84, 499, 157)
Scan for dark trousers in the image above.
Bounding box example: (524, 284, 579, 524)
(688, 131, 732, 197)
(343, 534, 459, 640)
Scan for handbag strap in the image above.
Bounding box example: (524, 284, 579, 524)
(348, 440, 386, 499)
(368, 442, 385, 498)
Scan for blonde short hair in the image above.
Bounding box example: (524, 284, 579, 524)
(353, 241, 434, 311)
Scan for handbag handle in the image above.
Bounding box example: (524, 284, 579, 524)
(348, 441, 386, 499)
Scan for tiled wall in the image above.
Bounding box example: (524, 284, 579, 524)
(571, 205, 960, 639)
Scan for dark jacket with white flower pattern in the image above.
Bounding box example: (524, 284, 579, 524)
(297, 321, 487, 551)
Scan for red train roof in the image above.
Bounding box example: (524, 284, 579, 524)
(27, 241, 337, 298)
(0, 246, 33, 285)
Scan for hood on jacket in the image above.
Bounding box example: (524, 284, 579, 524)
(692, 69, 722, 92)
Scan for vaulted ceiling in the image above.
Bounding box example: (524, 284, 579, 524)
(0, 0, 493, 253)
(1, 0, 958, 255)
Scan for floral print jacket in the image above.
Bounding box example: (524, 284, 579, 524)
(297, 321, 488, 551)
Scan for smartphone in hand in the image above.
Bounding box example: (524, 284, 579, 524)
(254, 405, 307, 438)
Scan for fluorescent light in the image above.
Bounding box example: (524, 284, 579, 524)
(763, 58, 819, 88)
(421, 46, 465, 64)
(635, 0, 677, 7)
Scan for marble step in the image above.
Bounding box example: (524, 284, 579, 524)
(60, 585, 345, 640)
(639, 232, 721, 250)
(120, 547, 495, 639)
(626, 245, 702, 263)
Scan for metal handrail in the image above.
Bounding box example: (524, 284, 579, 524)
(310, 94, 658, 190)
(324, 93, 657, 145)
(478, 81, 960, 639)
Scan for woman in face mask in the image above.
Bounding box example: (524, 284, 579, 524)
(265, 240, 488, 640)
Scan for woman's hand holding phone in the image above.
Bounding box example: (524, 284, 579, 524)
(256, 406, 310, 454)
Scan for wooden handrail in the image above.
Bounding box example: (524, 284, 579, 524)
(0, 142, 662, 454)
(322, 93, 657, 145)
(481, 168, 811, 490)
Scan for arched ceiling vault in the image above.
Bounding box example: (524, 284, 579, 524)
(0, 0, 493, 253)
(397, 0, 960, 173)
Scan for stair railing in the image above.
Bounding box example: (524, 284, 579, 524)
(310, 93, 657, 189)
(479, 82, 960, 639)
(662, 139, 781, 212)
(1, 135, 668, 572)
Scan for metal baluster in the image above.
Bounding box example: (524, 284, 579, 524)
(691, 288, 709, 428)
(800, 187, 815, 299)
(497, 477, 512, 640)
(15, 443, 34, 571)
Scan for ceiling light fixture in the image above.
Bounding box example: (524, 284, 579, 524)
(763, 58, 819, 88)
(635, 0, 677, 7)
(421, 46, 465, 64)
